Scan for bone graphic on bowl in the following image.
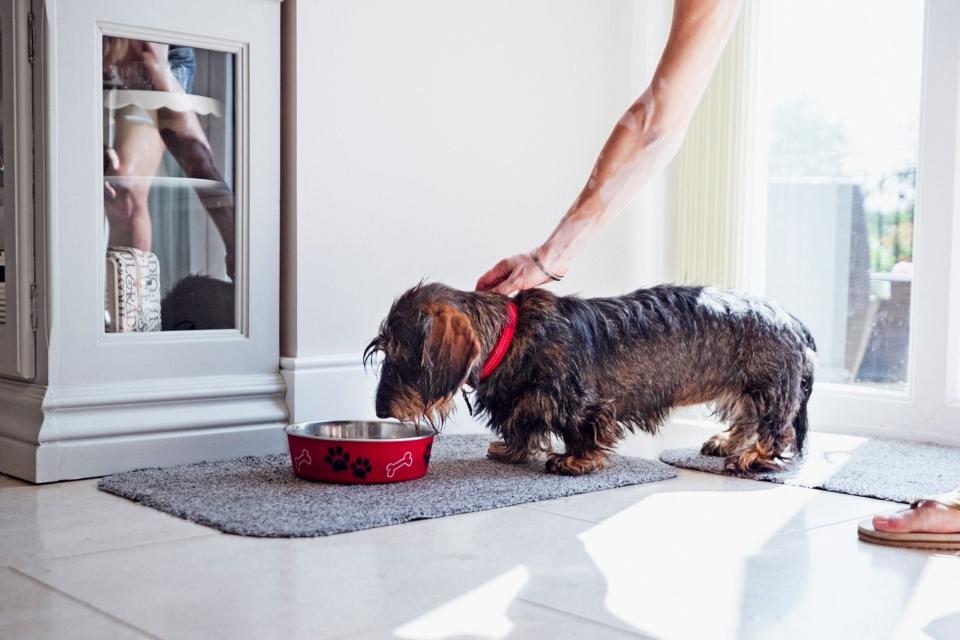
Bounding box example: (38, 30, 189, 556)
(295, 449, 312, 472)
(386, 451, 414, 478)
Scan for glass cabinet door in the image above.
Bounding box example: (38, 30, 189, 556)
(101, 36, 236, 333)
(0, 0, 34, 380)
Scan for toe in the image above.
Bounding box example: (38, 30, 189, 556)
(872, 513, 907, 533)
(873, 505, 925, 533)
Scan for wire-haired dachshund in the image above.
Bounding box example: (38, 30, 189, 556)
(365, 282, 816, 475)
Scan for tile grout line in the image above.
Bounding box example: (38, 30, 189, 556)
(9, 566, 163, 640)
(516, 503, 604, 524)
(517, 597, 656, 639)
(14, 530, 222, 566)
(774, 508, 902, 539)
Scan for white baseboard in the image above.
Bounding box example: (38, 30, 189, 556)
(0, 372, 289, 483)
(32, 423, 288, 483)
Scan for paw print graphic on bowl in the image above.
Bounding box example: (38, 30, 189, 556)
(351, 457, 373, 479)
(325, 445, 350, 472)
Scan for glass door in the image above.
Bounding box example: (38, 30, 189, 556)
(0, 0, 34, 380)
(758, 0, 960, 440)
(101, 36, 236, 333)
(763, 0, 923, 390)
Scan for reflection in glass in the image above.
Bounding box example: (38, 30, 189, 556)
(102, 37, 235, 332)
(764, 0, 922, 387)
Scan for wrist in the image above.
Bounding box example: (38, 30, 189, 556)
(534, 241, 570, 278)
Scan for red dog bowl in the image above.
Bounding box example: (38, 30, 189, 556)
(285, 421, 435, 484)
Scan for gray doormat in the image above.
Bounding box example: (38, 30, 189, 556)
(99, 434, 677, 537)
(660, 435, 960, 503)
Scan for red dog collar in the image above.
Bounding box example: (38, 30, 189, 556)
(478, 301, 517, 381)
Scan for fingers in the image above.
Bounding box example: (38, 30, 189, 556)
(475, 258, 513, 292)
(477, 253, 559, 296)
(491, 262, 549, 296)
(491, 279, 522, 296)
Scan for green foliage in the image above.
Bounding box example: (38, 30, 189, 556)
(863, 170, 915, 272)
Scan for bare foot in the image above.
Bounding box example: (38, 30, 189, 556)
(873, 500, 960, 534)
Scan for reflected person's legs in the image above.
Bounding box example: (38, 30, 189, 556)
(873, 488, 960, 533)
(105, 109, 165, 251)
(156, 112, 235, 280)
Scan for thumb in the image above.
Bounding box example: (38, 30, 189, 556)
(476, 260, 512, 291)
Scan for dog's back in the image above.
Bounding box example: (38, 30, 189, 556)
(518, 284, 815, 374)
(511, 284, 816, 460)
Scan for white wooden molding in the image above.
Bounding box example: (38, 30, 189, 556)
(0, 372, 288, 482)
(280, 353, 375, 424)
(279, 353, 364, 371)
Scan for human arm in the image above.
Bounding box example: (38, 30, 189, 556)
(476, 0, 742, 294)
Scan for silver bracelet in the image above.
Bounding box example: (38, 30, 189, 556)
(530, 251, 564, 281)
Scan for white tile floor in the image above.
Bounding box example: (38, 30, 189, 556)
(2, 426, 959, 640)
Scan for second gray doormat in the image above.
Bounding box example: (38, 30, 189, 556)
(660, 433, 960, 503)
(99, 434, 677, 537)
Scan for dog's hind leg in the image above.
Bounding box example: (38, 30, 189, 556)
(701, 392, 751, 457)
(701, 427, 748, 457)
(722, 374, 803, 472)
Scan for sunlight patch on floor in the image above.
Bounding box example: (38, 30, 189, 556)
(393, 565, 530, 640)
(894, 555, 960, 638)
(577, 486, 819, 638)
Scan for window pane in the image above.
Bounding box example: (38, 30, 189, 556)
(102, 37, 236, 332)
(764, 0, 923, 387)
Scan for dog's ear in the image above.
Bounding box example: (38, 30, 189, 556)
(421, 304, 481, 399)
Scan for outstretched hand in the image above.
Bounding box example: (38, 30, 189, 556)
(476, 253, 560, 296)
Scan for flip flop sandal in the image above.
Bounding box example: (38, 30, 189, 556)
(858, 491, 960, 551)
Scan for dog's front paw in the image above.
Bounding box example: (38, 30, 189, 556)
(545, 452, 607, 476)
(487, 440, 528, 464)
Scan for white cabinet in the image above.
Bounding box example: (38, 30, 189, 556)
(0, 0, 286, 482)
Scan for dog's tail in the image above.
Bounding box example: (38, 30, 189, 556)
(792, 370, 813, 455)
(789, 314, 816, 456)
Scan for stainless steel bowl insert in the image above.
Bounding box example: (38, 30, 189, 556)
(285, 420, 434, 442)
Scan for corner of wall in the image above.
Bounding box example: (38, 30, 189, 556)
(279, 0, 298, 358)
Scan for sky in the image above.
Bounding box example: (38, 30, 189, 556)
(764, 0, 925, 181)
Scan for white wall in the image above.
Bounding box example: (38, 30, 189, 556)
(282, 0, 672, 429)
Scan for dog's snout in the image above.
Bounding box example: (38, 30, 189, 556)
(375, 381, 394, 419)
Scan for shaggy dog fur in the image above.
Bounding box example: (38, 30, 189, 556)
(365, 283, 816, 475)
